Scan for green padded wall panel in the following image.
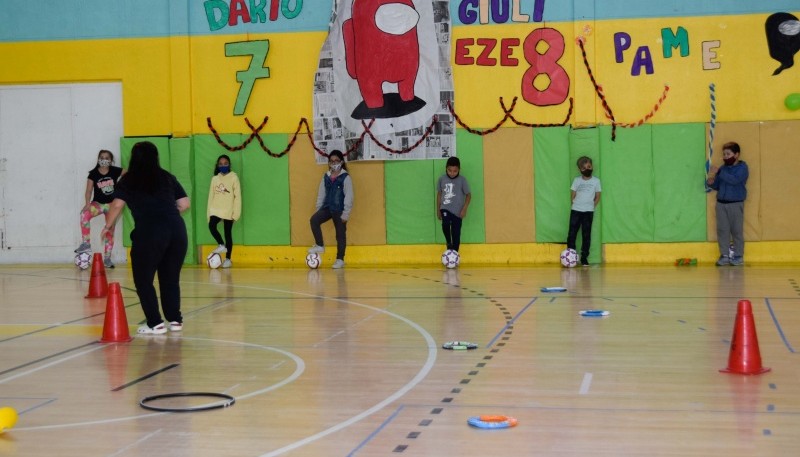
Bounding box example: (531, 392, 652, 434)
(240, 134, 290, 245)
(534, 126, 571, 242)
(653, 124, 707, 241)
(600, 125, 654, 242)
(386, 160, 436, 244)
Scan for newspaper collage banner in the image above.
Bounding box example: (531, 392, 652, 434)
(312, 0, 456, 162)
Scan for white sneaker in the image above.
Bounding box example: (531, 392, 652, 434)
(308, 245, 325, 254)
(137, 323, 167, 335)
(222, 259, 232, 268)
(168, 321, 183, 332)
(332, 259, 345, 269)
(212, 244, 227, 255)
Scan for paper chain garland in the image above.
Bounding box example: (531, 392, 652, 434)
(206, 32, 669, 156)
(447, 97, 574, 136)
(576, 35, 670, 141)
(208, 95, 574, 158)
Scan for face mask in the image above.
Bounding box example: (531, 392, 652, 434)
(723, 157, 736, 166)
(98, 159, 111, 167)
(329, 163, 342, 172)
(218, 166, 230, 174)
(581, 169, 593, 177)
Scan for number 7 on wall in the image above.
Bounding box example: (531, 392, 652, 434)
(225, 40, 271, 115)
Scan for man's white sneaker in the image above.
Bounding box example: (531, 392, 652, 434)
(212, 244, 227, 255)
(308, 245, 325, 254)
(222, 259, 232, 268)
(332, 259, 345, 269)
(169, 321, 183, 332)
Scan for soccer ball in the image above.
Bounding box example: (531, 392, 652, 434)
(560, 248, 578, 268)
(306, 253, 321, 269)
(441, 249, 460, 269)
(74, 252, 92, 270)
(207, 252, 222, 269)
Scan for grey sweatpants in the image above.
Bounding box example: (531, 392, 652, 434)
(715, 201, 744, 258)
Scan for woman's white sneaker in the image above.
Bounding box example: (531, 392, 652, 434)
(137, 323, 167, 335)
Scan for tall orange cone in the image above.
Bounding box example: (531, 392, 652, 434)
(720, 300, 770, 375)
(85, 253, 108, 298)
(100, 282, 133, 343)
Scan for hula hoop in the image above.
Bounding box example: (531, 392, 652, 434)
(442, 341, 478, 350)
(468, 415, 518, 429)
(139, 392, 235, 413)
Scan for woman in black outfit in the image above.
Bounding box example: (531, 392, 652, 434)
(101, 141, 190, 335)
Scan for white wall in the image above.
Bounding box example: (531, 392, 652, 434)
(0, 83, 124, 264)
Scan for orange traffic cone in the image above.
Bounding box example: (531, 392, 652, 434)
(720, 300, 771, 375)
(100, 282, 133, 343)
(85, 253, 108, 298)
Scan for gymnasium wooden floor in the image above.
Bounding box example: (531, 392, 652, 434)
(1, 262, 799, 456)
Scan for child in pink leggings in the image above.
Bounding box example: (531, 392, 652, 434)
(75, 150, 125, 268)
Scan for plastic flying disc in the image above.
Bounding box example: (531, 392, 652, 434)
(541, 287, 567, 292)
(442, 341, 478, 350)
(579, 310, 610, 317)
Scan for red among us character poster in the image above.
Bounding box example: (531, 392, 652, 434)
(313, 0, 456, 161)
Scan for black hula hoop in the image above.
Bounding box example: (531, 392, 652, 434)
(139, 392, 236, 413)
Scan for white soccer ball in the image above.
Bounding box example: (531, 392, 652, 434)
(74, 252, 92, 270)
(306, 253, 321, 269)
(207, 252, 222, 269)
(560, 248, 578, 268)
(441, 249, 460, 269)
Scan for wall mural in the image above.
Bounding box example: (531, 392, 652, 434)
(202, 3, 799, 161)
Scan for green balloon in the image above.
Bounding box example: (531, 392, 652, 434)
(785, 93, 800, 111)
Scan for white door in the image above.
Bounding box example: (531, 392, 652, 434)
(0, 83, 123, 264)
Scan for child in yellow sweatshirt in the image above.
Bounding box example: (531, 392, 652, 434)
(207, 154, 241, 268)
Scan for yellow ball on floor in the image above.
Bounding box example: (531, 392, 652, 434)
(0, 407, 18, 433)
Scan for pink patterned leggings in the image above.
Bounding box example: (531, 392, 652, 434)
(80, 202, 114, 256)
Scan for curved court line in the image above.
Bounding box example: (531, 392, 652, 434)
(14, 278, 438, 457)
(180, 281, 439, 457)
(764, 298, 796, 353)
(257, 301, 437, 457)
(11, 341, 305, 431)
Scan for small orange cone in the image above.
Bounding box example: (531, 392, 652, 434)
(720, 300, 770, 375)
(85, 253, 108, 298)
(100, 282, 133, 343)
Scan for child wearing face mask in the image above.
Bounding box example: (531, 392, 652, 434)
(706, 141, 748, 266)
(207, 154, 241, 268)
(308, 150, 353, 269)
(75, 149, 125, 268)
(567, 156, 601, 266)
(437, 156, 471, 253)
